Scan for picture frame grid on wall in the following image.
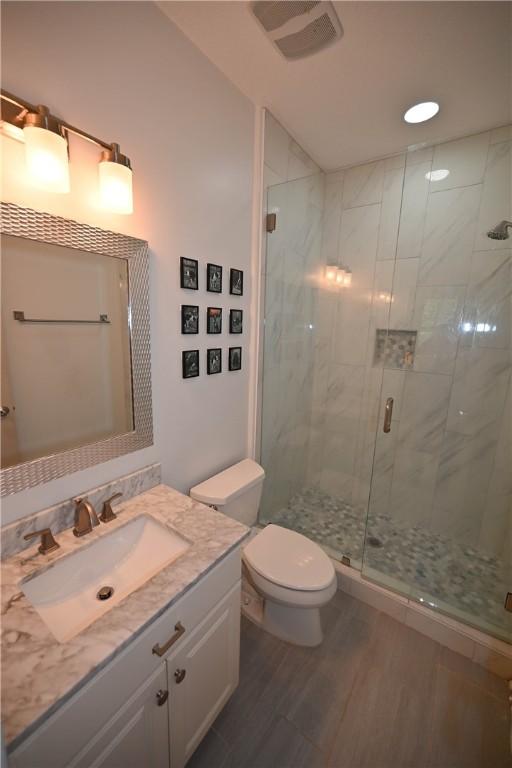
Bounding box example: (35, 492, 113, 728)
(207, 306, 222, 334)
(229, 346, 242, 371)
(181, 304, 199, 334)
(207, 263, 223, 293)
(180, 257, 199, 290)
(182, 349, 199, 378)
(229, 308, 243, 334)
(230, 268, 243, 296)
(207, 348, 222, 375)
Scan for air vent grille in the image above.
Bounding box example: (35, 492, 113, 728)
(275, 12, 337, 59)
(250, 1, 343, 60)
(252, 1, 320, 32)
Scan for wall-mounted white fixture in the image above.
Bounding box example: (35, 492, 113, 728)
(325, 264, 338, 283)
(1, 90, 133, 214)
(99, 144, 133, 215)
(403, 101, 439, 124)
(425, 169, 450, 182)
(23, 107, 70, 193)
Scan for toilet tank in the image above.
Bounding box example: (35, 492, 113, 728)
(190, 459, 265, 526)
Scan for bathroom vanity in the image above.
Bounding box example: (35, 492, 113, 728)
(1, 484, 249, 768)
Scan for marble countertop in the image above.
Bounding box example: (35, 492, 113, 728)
(1, 484, 249, 749)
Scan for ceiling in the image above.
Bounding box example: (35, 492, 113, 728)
(157, 1, 512, 171)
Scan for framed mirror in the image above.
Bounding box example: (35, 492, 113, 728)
(0, 202, 152, 496)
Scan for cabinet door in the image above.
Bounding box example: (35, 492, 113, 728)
(69, 663, 169, 768)
(168, 582, 241, 768)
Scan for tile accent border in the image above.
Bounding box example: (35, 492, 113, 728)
(0, 463, 161, 560)
(334, 561, 512, 680)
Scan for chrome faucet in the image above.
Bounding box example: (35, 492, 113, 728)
(73, 498, 99, 537)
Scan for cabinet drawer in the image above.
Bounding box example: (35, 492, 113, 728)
(10, 547, 241, 768)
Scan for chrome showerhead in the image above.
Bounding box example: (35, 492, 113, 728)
(487, 220, 512, 240)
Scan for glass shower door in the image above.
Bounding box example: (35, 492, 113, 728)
(362, 129, 512, 643)
(259, 173, 325, 536)
(260, 168, 398, 568)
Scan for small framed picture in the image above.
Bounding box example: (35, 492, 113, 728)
(207, 348, 222, 375)
(230, 268, 243, 296)
(229, 346, 242, 371)
(181, 305, 199, 334)
(230, 309, 243, 334)
(207, 307, 222, 334)
(207, 263, 223, 293)
(182, 349, 199, 378)
(180, 257, 198, 290)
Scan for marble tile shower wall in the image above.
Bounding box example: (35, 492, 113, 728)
(307, 125, 511, 566)
(260, 113, 324, 519)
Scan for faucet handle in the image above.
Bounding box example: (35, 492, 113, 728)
(100, 492, 122, 523)
(24, 528, 60, 555)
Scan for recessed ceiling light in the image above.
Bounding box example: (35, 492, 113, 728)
(403, 101, 440, 124)
(425, 169, 450, 182)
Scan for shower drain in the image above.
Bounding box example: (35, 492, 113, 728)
(368, 537, 383, 548)
(96, 586, 115, 601)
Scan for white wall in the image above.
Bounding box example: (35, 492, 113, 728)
(1, 1, 255, 524)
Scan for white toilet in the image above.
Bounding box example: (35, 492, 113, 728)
(190, 459, 337, 647)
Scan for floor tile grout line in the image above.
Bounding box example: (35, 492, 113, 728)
(323, 608, 384, 766)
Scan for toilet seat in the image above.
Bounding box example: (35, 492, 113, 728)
(243, 524, 335, 592)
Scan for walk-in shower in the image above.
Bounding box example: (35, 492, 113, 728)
(259, 120, 512, 644)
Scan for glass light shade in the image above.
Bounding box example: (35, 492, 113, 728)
(23, 125, 70, 193)
(342, 269, 352, 287)
(99, 160, 133, 214)
(336, 267, 346, 284)
(325, 265, 337, 283)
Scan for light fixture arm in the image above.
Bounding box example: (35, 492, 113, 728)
(1, 89, 121, 155)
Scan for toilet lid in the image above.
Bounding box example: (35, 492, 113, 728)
(244, 524, 335, 591)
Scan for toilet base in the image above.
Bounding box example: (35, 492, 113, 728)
(241, 579, 323, 646)
(262, 600, 323, 647)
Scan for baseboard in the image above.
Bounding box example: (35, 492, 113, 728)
(334, 560, 512, 680)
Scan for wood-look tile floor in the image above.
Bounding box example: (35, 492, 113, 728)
(188, 591, 512, 768)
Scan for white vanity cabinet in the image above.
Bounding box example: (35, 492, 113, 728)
(9, 549, 242, 768)
(69, 663, 170, 768)
(168, 584, 240, 768)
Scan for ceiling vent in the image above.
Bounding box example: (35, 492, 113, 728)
(250, 1, 343, 60)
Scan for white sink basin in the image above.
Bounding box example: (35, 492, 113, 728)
(21, 515, 190, 642)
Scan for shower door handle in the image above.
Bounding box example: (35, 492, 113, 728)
(383, 397, 394, 433)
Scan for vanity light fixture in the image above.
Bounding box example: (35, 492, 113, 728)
(99, 143, 133, 215)
(0, 90, 133, 213)
(325, 265, 351, 287)
(23, 105, 70, 193)
(403, 101, 439, 124)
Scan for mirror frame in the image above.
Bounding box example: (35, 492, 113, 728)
(0, 202, 153, 496)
